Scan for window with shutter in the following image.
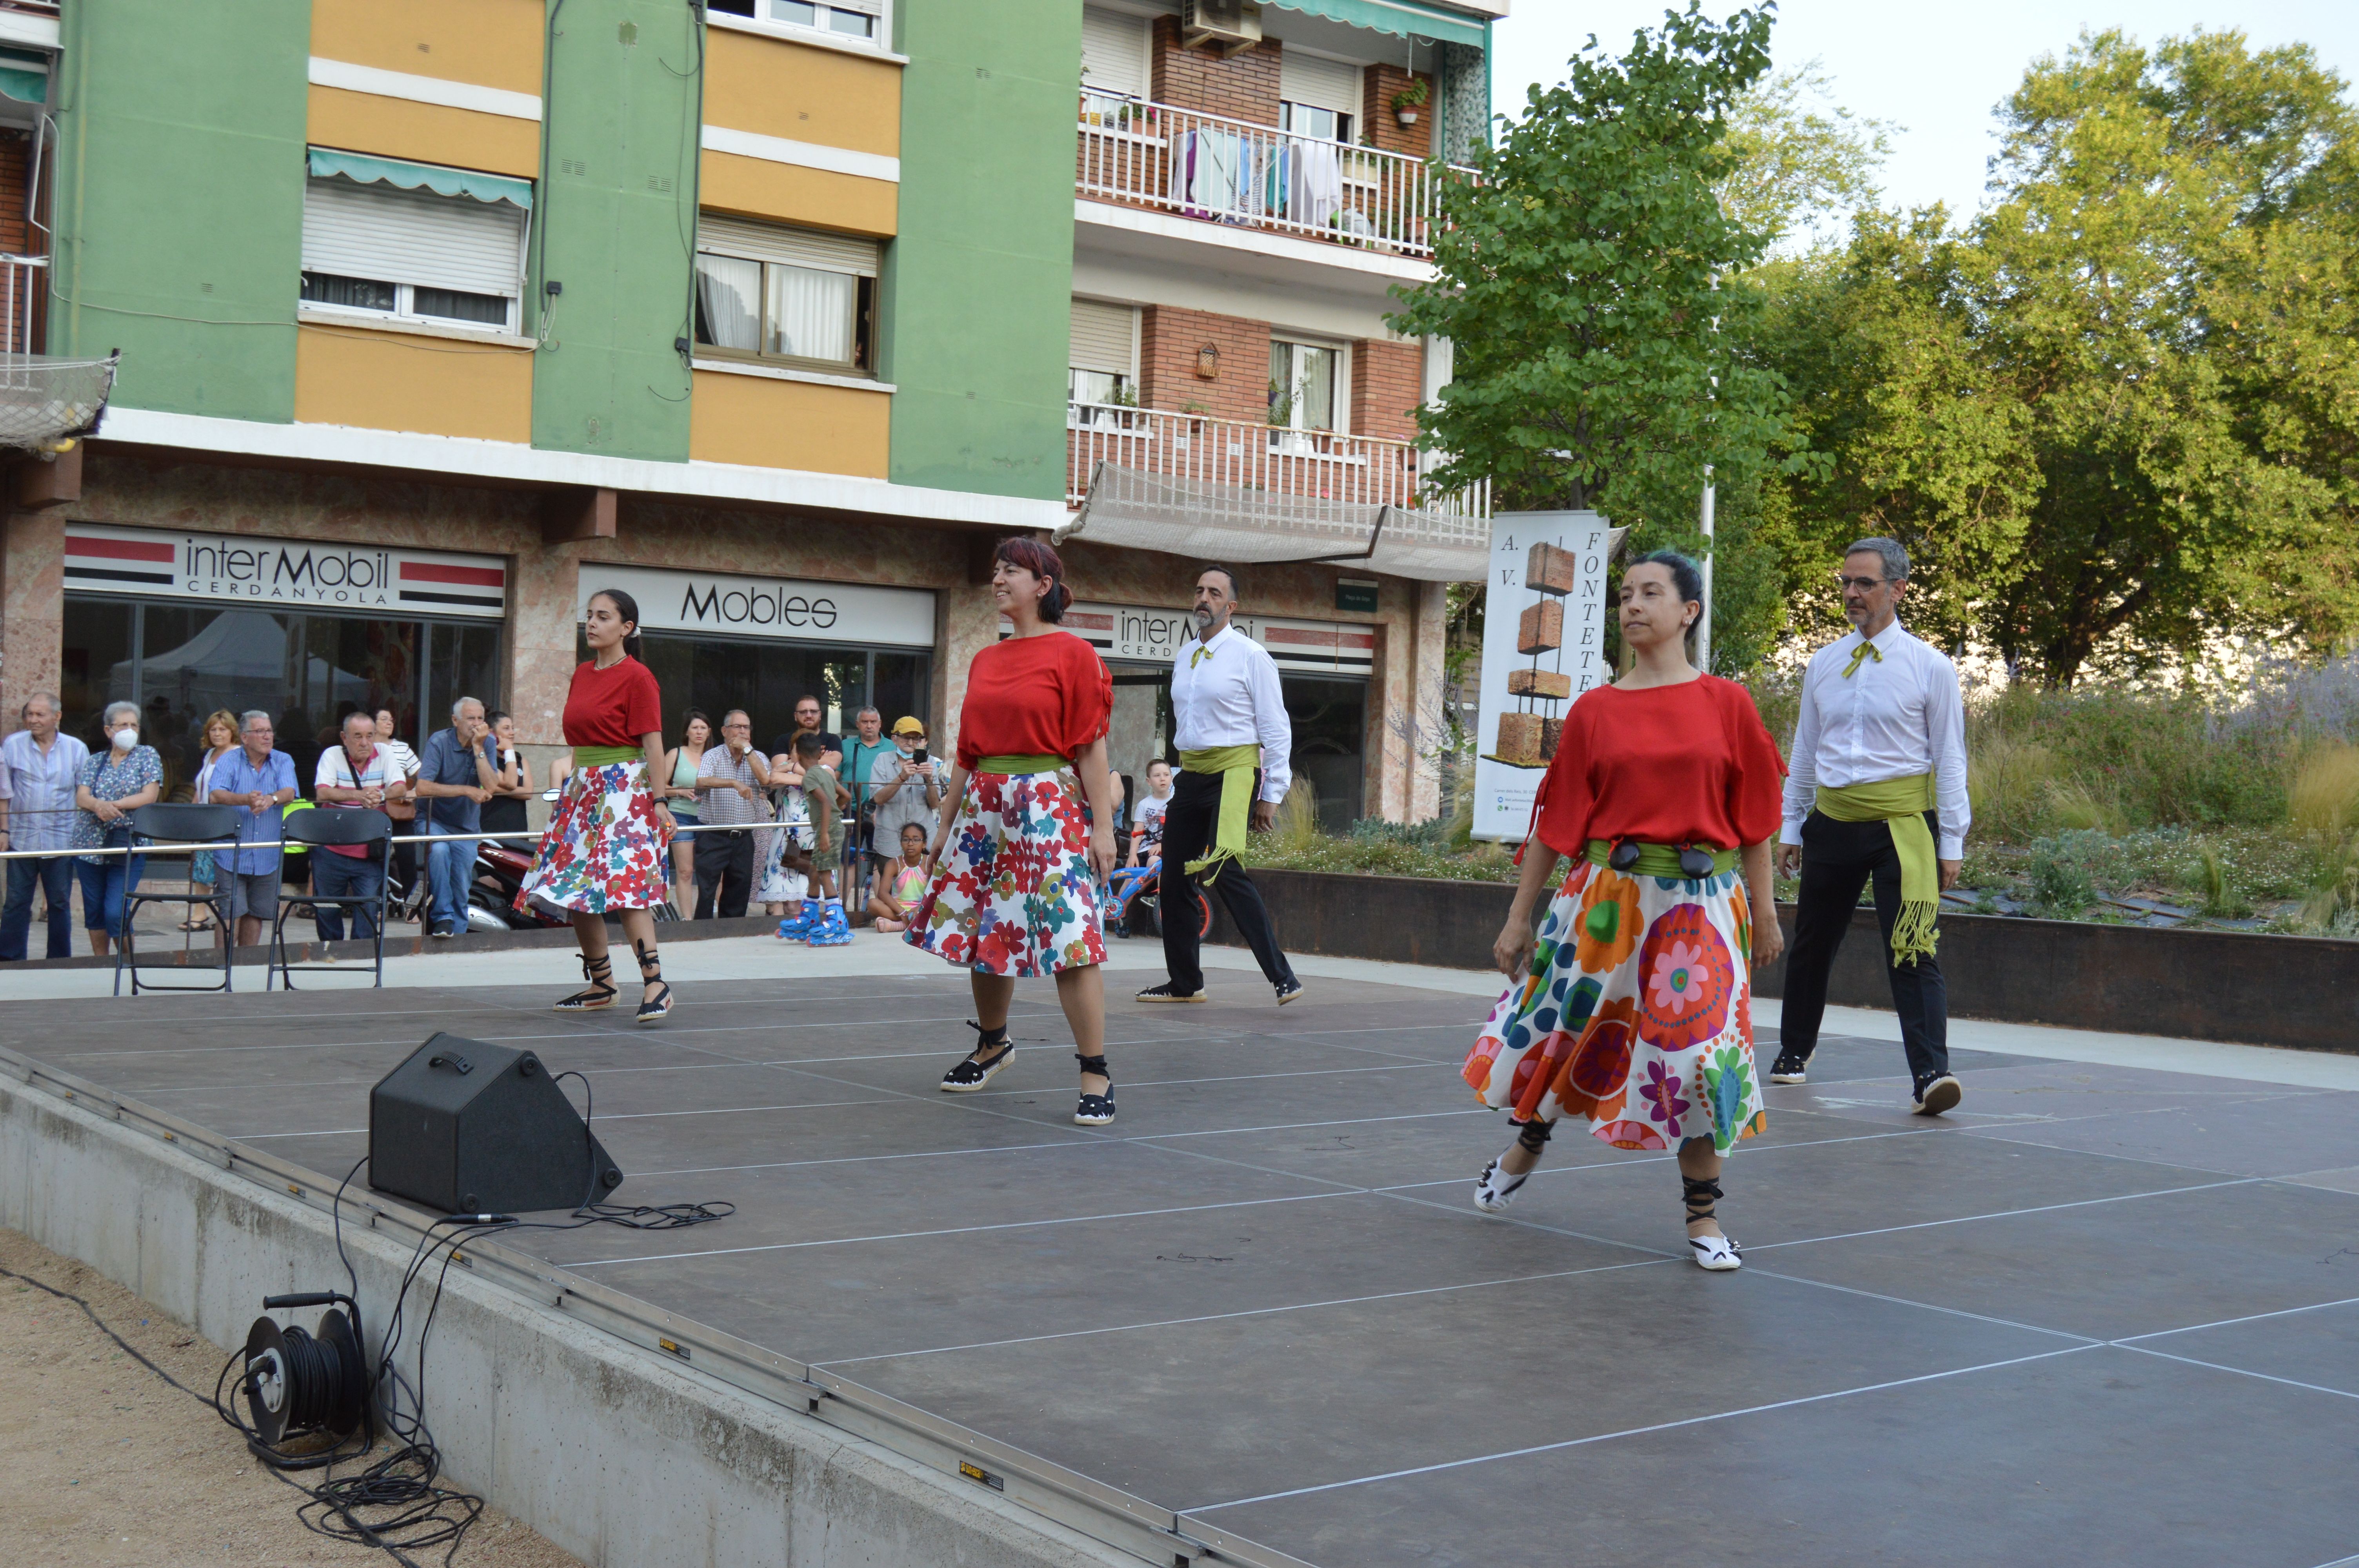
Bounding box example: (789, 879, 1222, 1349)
(1080, 7, 1149, 100)
(1069, 297, 1138, 421)
(693, 215, 881, 373)
(1279, 51, 1362, 144)
(299, 174, 527, 331)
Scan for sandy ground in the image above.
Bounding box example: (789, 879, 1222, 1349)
(0, 1227, 582, 1568)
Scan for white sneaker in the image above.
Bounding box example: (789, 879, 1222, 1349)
(1688, 1232, 1743, 1271)
(1472, 1157, 1527, 1214)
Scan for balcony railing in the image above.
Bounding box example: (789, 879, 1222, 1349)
(1077, 93, 1472, 260)
(1067, 402, 1487, 520)
(0, 255, 45, 355)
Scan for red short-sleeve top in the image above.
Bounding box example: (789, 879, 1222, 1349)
(1530, 675, 1787, 857)
(955, 631, 1114, 769)
(560, 657, 664, 750)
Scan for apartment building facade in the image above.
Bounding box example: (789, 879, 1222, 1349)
(0, 0, 1497, 824)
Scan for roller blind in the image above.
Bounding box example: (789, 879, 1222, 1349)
(1279, 51, 1362, 116)
(1080, 6, 1149, 99)
(697, 214, 880, 277)
(302, 177, 525, 298)
(1069, 299, 1136, 376)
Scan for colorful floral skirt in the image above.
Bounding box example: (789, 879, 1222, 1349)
(1463, 858, 1765, 1154)
(905, 767, 1105, 978)
(516, 760, 672, 915)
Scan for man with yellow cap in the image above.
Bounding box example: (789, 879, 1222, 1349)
(1773, 537, 1969, 1114)
(867, 713, 943, 894)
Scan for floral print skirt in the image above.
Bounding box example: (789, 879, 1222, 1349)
(1463, 858, 1765, 1154)
(905, 767, 1105, 978)
(516, 760, 672, 915)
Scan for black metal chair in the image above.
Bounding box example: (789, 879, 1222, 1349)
(269, 808, 394, 989)
(114, 803, 242, 996)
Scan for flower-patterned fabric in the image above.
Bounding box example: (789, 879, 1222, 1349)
(516, 760, 671, 914)
(905, 767, 1105, 978)
(1463, 858, 1764, 1154)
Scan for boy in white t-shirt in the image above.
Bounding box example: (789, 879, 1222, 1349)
(1126, 758, 1173, 867)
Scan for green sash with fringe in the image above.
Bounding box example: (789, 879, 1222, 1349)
(1816, 773, 1940, 967)
(1180, 744, 1259, 884)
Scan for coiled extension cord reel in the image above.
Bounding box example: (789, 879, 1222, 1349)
(239, 1291, 371, 1468)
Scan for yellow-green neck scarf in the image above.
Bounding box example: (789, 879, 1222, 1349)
(1840, 637, 1883, 678)
(1815, 772, 1939, 966)
(1180, 744, 1258, 883)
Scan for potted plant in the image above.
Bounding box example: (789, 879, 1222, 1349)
(1390, 78, 1428, 127)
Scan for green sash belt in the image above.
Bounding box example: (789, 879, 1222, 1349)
(978, 754, 1066, 775)
(1583, 840, 1740, 878)
(1816, 773, 1939, 967)
(572, 745, 642, 768)
(1180, 743, 1259, 883)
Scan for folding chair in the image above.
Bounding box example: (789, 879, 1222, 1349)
(114, 803, 242, 996)
(268, 807, 394, 989)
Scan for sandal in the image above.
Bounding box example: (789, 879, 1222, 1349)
(940, 1022, 1013, 1093)
(1684, 1175, 1741, 1271)
(1072, 1052, 1116, 1126)
(634, 949, 672, 1024)
(554, 954, 618, 1012)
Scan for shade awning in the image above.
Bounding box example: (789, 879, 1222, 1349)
(0, 65, 44, 106)
(1056, 463, 1490, 583)
(1265, 0, 1488, 49)
(307, 147, 533, 210)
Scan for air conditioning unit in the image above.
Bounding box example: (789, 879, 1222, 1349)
(1181, 0, 1261, 56)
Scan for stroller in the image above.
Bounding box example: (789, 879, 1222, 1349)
(1105, 856, 1211, 940)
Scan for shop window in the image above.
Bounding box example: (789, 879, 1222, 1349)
(1283, 675, 1365, 832)
(705, 0, 886, 48)
(694, 215, 879, 375)
(299, 158, 529, 333)
(625, 629, 930, 773)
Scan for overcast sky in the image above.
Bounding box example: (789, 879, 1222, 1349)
(1487, 1, 2359, 225)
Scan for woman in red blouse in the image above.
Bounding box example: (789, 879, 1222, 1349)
(518, 588, 679, 1022)
(908, 538, 1121, 1123)
(1462, 553, 1787, 1270)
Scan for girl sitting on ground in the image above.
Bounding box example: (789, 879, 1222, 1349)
(866, 821, 932, 933)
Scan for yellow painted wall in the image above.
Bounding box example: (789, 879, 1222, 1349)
(307, 87, 541, 178)
(690, 370, 890, 477)
(698, 150, 896, 236)
(310, 0, 545, 94)
(294, 324, 534, 443)
(705, 28, 899, 156)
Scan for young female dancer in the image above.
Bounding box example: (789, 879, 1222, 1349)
(1465, 552, 1786, 1269)
(520, 588, 678, 1022)
(907, 537, 1120, 1123)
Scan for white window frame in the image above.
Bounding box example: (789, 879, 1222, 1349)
(704, 0, 894, 55)
(1268, 334, 1351, 441)
(299, 173, 528, 335)
(693, 216, 881, 377)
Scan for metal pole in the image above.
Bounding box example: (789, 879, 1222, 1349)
(1696, 466, 1716, 673)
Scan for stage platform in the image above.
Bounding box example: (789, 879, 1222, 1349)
(13, 951, 2359, 1567)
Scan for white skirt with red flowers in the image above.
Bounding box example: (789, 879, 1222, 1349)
(516, 760, 673, 915)
(1461, 857, 1765, 1154)
(904, 766, 1105, 978)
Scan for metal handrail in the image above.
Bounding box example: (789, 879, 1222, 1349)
(0, 818, 858, 861)
(1067, 400, 1490, 519)
(1076, 91, 1474, 258)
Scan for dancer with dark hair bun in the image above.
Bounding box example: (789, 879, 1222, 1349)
(910, 537, 1121, 1123)
(522, 587, 679, 1022)
(1463, 552, 1787, 1270)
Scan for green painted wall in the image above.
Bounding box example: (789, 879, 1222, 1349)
(530, 0, 700, 463)
(51, 0, 309, 421)
(883, 0, 1076, 501)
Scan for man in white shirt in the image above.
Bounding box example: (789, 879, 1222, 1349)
(1774, 538, 1970, 1115)
(1138, 566, 1304, 1006)
(311, 710, 408, 942)
(0, 693, 90, 960)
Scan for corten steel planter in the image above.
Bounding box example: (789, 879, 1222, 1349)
(1200, 869, 2358, 1056)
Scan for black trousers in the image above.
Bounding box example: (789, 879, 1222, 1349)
(1780, 809, 1949, 1082)
(693, 829, 754, 920)
(1160, 767, 1297, 993)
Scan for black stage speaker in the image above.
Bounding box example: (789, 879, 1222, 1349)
(369, 1033, 623, 1214)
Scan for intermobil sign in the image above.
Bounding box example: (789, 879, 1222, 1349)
(578, 564, 936, 648)
(1021, 602, 1375, 677)
(62, 524, 507, 618)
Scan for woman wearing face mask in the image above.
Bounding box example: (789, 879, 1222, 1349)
(179, 709, 239, 934)
(1463, 552, 1787, 1271)
(72, 702, 164, 956)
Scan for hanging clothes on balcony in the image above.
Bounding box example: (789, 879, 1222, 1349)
(1287, 140, 1345, 232)
(1177, 129, 1243, 219)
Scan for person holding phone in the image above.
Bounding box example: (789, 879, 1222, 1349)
(867, 715, 941, 893)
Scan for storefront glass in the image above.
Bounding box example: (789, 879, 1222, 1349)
(620, 634, 931, 756)
(61, 598, 501, 800)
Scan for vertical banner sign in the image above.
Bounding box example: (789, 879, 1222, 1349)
(1472, 511, 1619, 840)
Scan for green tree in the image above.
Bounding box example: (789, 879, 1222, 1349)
(1392, 3, 1792, 523)
(1717, 59, 1899, 254)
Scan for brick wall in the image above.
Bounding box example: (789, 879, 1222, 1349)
(0, 129, 38, 352)
(1139, 304, 1272, 425)
(1349, 337, 1423, 443)
(1360, 63, 1436, 159)
(1150, 15, 1281, 127)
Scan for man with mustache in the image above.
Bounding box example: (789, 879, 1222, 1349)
(1137, 566, 1304, 1007)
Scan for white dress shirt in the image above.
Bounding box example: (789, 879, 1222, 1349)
(1170, 624, 1293, 803)
(1781, 620, 1971, 859)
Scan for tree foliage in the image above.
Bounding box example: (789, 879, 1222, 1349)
(1716, 59, 1898, 253)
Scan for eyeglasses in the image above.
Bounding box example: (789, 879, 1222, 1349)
(1836, 574, 1889, 593)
